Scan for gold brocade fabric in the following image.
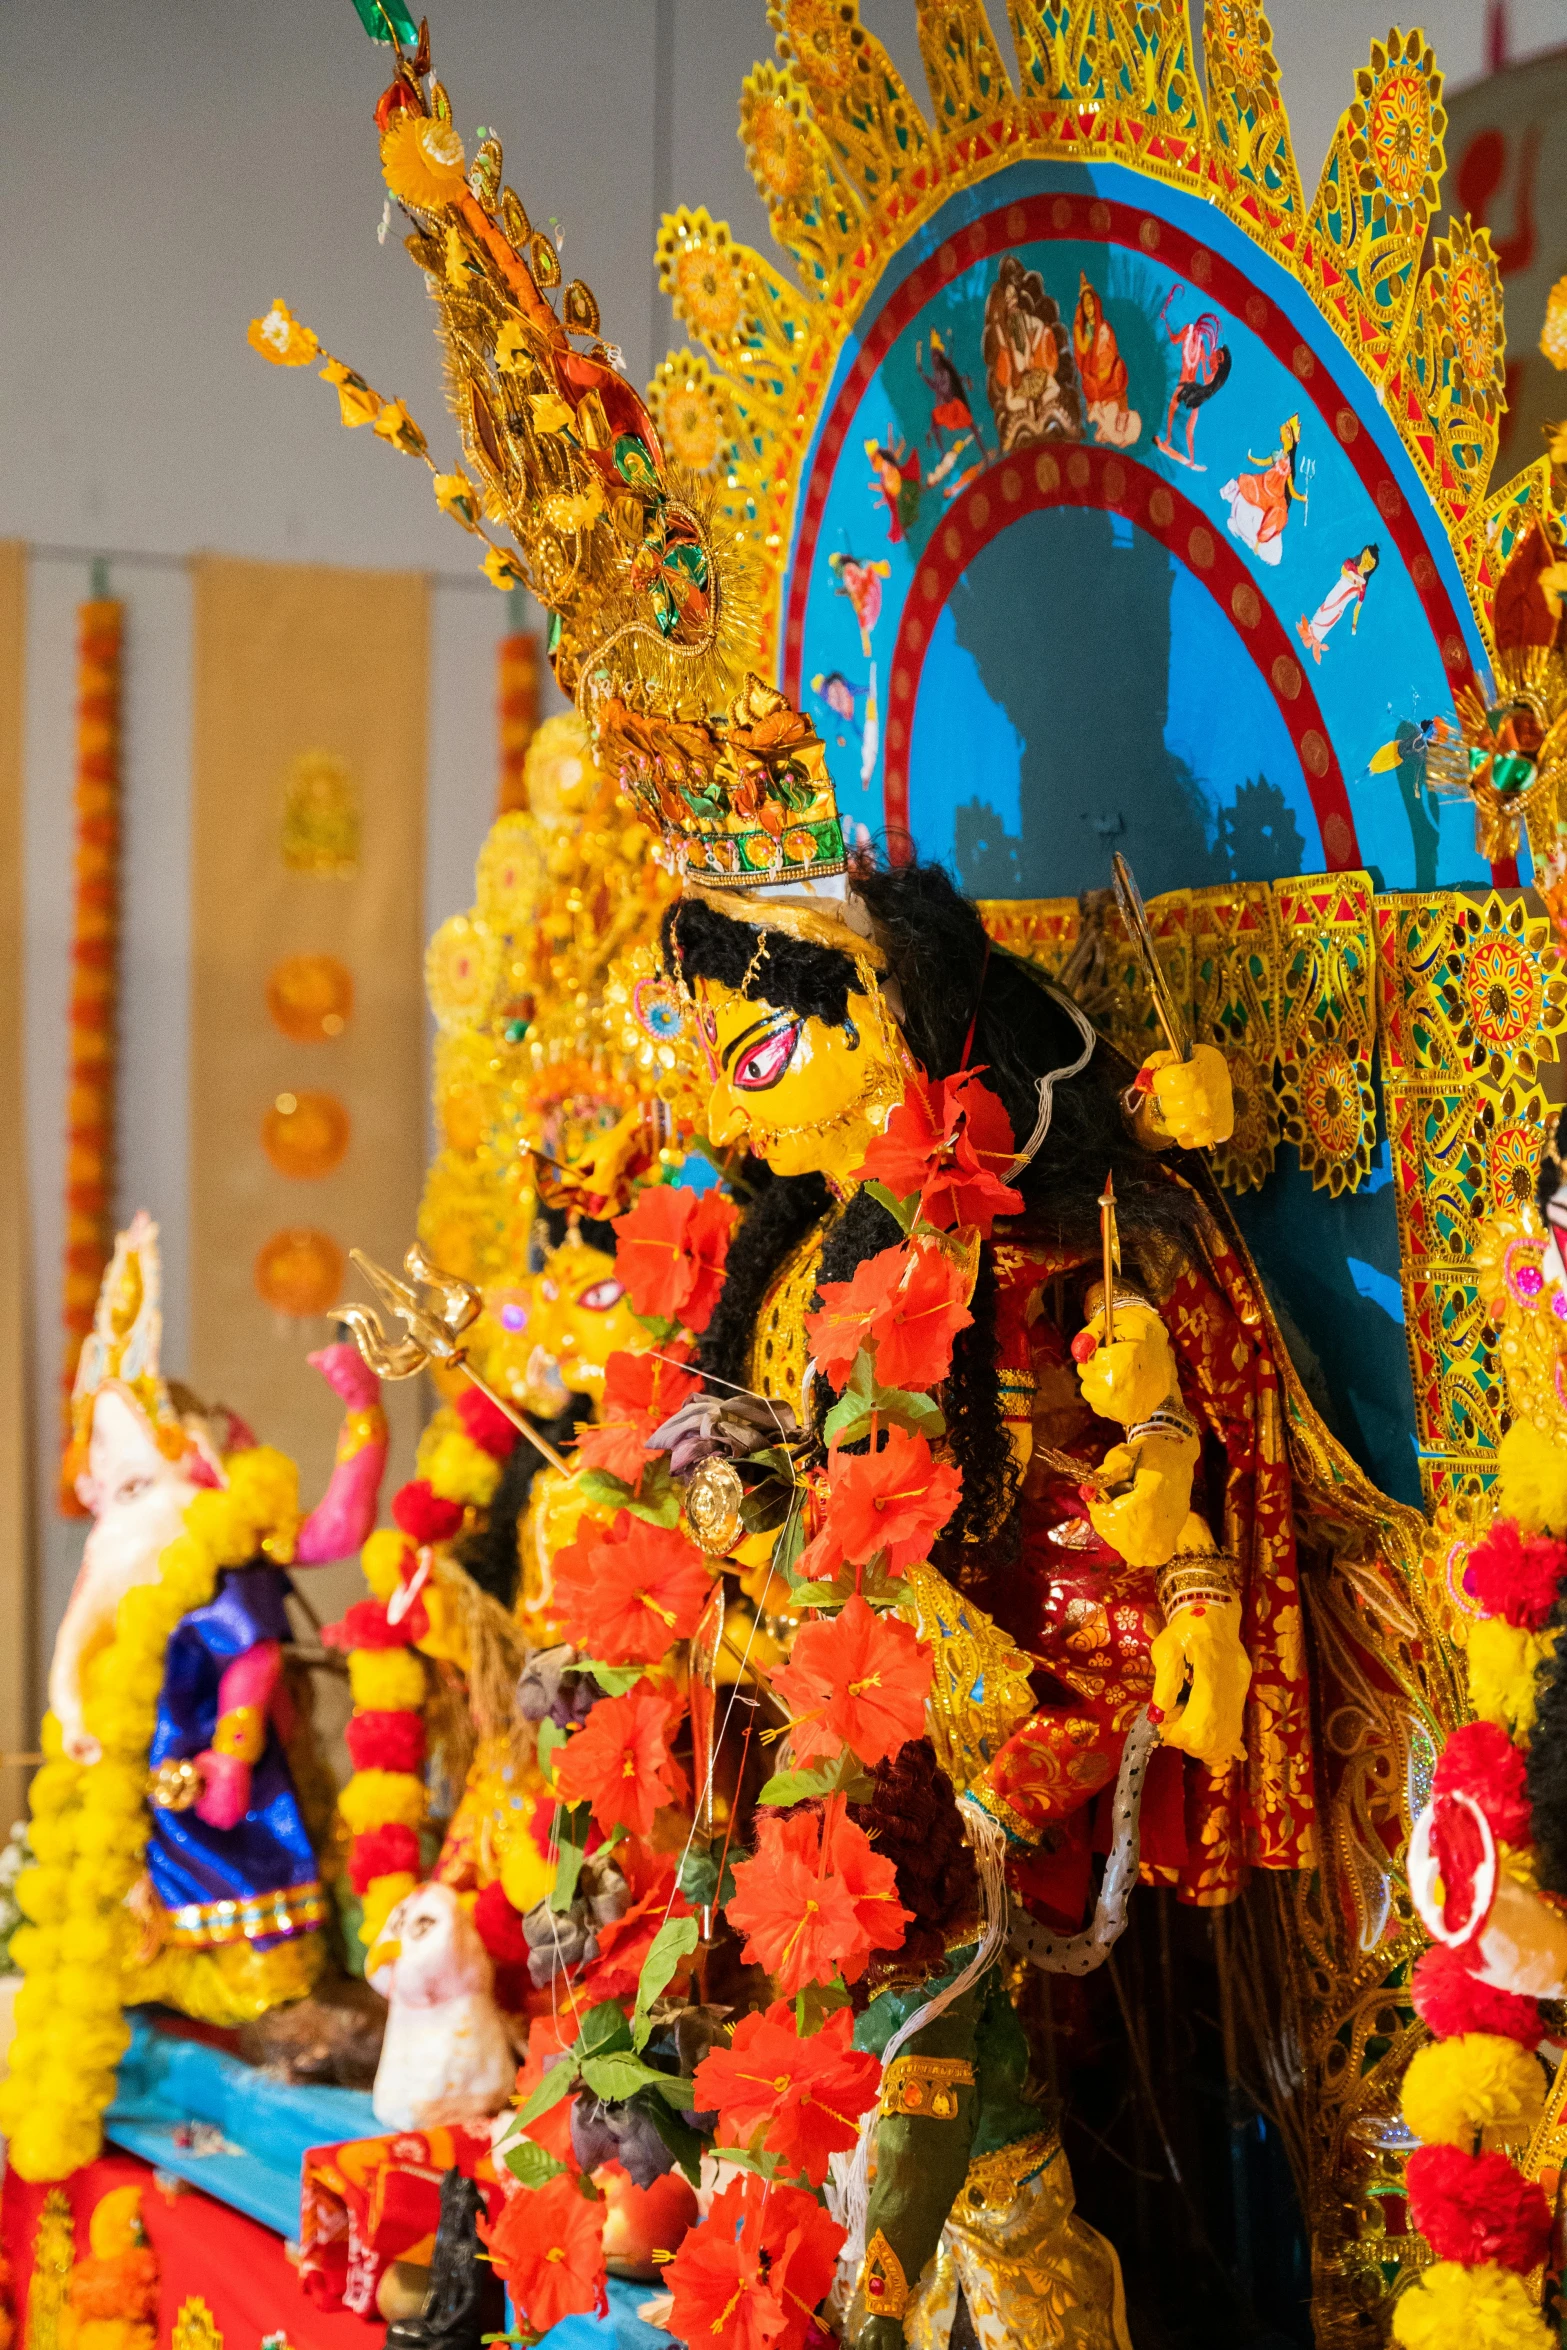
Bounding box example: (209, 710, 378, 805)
(746, 1217, 834, 1412)
(903, 2137, 1132, 2350)
(122, 1923, 326, 2027)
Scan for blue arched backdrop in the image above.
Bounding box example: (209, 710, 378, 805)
(776, 157, 1505, 1508)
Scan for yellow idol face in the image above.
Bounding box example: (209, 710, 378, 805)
(697, 975, 904, 1181)
(529, 1233, 644, 1396)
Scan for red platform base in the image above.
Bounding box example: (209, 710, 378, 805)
(2, 2151, 375, 2348)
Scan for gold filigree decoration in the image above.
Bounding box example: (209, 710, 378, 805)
(1202, 0, 1301, 211)
(1304, 30, 1445, 371)
(893, 1559, 1036, 1796)
(1192, 881, 1282, 1193)
(1274, 873, 1377, 1197)
(1374, 890, 1567, 1501)
(172, 2298, 225, 2350)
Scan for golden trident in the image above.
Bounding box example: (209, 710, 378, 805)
(332, 1241, 572, 1476)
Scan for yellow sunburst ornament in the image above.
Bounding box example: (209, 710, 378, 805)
(380, 110, 468, 211)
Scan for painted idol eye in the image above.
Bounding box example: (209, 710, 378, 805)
(578, 1279, 625, 1311)
(732, 1018, 802, 1091)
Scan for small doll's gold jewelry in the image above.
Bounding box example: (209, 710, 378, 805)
(861, 2231, 910, 2321)
(879, 2053, 975, 2120)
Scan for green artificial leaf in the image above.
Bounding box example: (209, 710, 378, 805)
(631, 1915, 701, 2050)
(549, 1801, 593, 1914)
(501, 2136, 566, 2190)
(348, 0, 420, 46)
(639, 2093, 707, 2189)
(579, 1998, 636, 2059)
(677, 1846, 734, 1910)
(757, 1751, 875, 1808)
(795, 1977, 852, 2036)
(517, 2053, 579, 2125)
(582, 1658, 646, 1697)
(575, 1461, 681, 1529)
(580, 2050, 672, 2104)
(790, 1557, 906, 1611)
(677, 1847, 718, 1907)
(773, 1496, 809, 1589)
(711, 2142, 782, 2180)
(634, 1311, 681, 1345)
(864, 1180, 920, 1234)
(534, 1719, 565, 1782)
(738, 1476, 794, 1536)
(823, 1357, 945, 1448)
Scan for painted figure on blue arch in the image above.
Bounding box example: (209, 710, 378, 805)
(1072, 275, 1140, 450)
(982, 256, 1083, 451)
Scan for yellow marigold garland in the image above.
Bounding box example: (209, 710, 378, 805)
(0, 1448, 299, 2181)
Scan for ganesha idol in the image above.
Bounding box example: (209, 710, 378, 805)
(46, 1212, 390, 2028)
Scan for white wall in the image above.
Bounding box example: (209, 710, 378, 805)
(9, 0, 1565, 1690)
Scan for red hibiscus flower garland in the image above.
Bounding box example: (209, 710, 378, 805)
(482, 1070, 1013, 2342)
(1392, 1509, 1566, 2349)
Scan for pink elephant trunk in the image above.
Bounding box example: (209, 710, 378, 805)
(294, 1344, 390, 1565)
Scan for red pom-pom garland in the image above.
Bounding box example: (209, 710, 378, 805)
(344, 1709, 427, 1776)
(392, 1480, 466, 1544)
(455, 1384, 520, 1461)
(1432, 1719, 1534, 1845)
(1463, 1516, 1567, 1631)
(1405, 2141, 1552, 2272)
(348, 1822, 422, 1896)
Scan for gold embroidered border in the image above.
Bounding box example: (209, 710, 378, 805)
(164, 1879, 327, 1948)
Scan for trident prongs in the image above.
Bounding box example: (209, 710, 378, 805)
(332, 1243, 572, 1477)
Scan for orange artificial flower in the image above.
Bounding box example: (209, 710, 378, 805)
(859, 1065, 1022, 1235)
(867, 1243, 974, 1391)
(726, 1800, 908, 1990)
(611, 1185, 738, 1333)
(805, 1244, 907, 1388)
(574, 1348, 700, 1485)
(770, 1593, 932, 1769)
(575, 1845, 693, 2007)
(927, 1068, 1024, 1233)
(820, 1793, 911, 1973)
(691, 2000, 881, 2186)
(552, 1513, 713, 1666)
(510, 2011, 582, 2169)
(554, 1687, 687, 1839)
(479, 2172, 605, 2332)
(826, 1428, 962, 1570)
(665, 2174, 842, 2350)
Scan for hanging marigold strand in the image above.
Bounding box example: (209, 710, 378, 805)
(59, 594, 123, 1512)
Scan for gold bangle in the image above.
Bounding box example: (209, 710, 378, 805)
(879, 2053, 975, 2120)
(1155, 1554, 1236, 1617)
(861, 2230, 910, 2321)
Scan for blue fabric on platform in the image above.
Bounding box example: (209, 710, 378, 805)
(106, 2016, 377, 2238)
(146, 1565, 318, 1944)
(529, 2276, 676, 2350)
